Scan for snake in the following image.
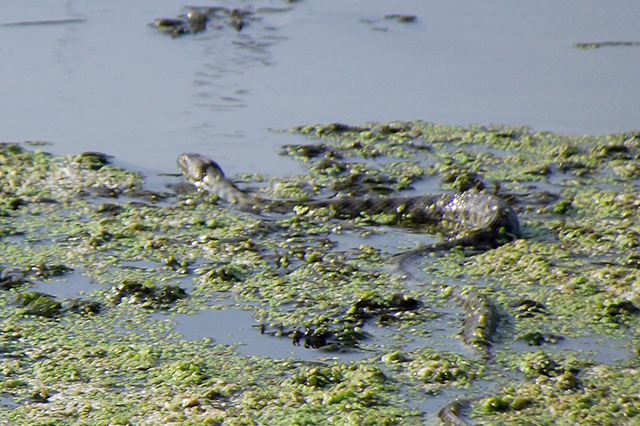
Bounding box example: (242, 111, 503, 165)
(177, 152, 520, 425)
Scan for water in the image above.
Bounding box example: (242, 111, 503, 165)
(166, 307, 374, 361)
(1, 0, 638, 181)
(508, 335, 634, 365)
(30, 273, 94, 299)
(2, 6, 638, 419)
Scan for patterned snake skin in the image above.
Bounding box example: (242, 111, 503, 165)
(177, 153, 520, 260)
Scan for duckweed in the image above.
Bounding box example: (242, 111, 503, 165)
(1, 122, 640, 424)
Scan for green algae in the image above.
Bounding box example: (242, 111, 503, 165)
(0, 122, 640, 424)
(108, 279, 187, 309)
(283, 122, 640, 424)
(16, 292, 63, 318)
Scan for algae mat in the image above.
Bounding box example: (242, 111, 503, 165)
(0, 121, 639, 425)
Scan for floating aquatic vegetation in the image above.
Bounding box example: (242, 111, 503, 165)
(0, 122, 640, 424)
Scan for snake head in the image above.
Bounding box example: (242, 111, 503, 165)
(177, 153, 226, 183)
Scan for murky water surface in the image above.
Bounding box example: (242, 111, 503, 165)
(1, 0, 638, 178)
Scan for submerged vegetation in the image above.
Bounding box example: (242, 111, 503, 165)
(0, 120, 640, 424)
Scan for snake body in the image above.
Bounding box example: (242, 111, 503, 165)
(177, 152, 519, 425)
(177, 153, 519, 242)
(438, 399, 473, 426)
(178, 152, 518, 351)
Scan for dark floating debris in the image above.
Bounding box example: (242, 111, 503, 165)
(359, 15, 418, 30)
(438, 399, 473, 426)
(15, 292, 101, 318)
(66, 298, 102, 315)
(152, 11, 209, 37)
(150, 6, 270, 37)
(574, 41, 640, 49)
(259, 293, 421, 352)
(75, 151, 112, 170)
(383, 14, 417, 23)
(24, 263, 72, 279)
(517, 331, 563, 347)
(455, 289, 499, 359)
(0, 268, 28, 290)
(16, 292, 62, 318)
(109, 279, 187, 309)
(229, 9, 245, 32)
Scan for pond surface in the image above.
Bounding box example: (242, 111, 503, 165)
(1, 0, 638, 178)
